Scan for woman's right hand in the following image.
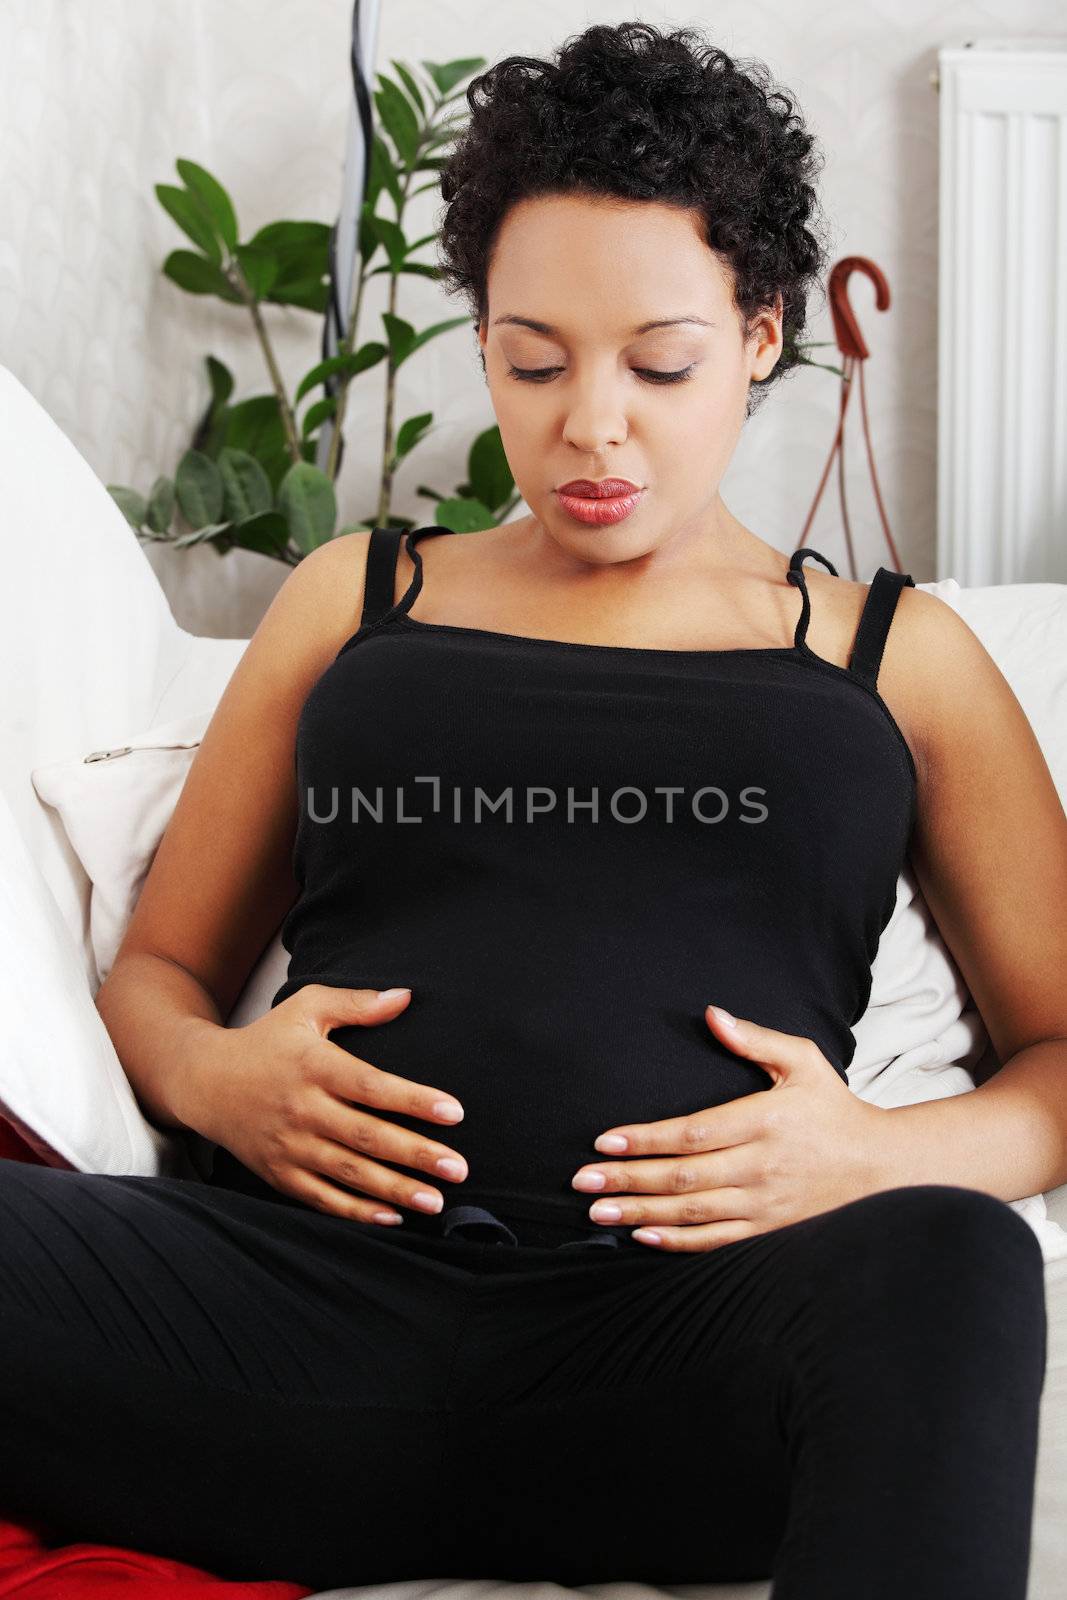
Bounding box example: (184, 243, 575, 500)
(192, 984, 467, 1225)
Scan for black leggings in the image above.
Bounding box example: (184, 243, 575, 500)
(0, 1160, 1047, 1597)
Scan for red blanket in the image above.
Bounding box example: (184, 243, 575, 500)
(0, 1121, 313, 1598)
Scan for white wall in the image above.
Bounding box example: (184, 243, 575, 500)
(2, 0, 1062, 636)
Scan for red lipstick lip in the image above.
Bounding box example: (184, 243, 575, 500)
(556, 478, 642, 498)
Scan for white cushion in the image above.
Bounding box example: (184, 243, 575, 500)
(0, 366, 191, 971)
(32, 711, 212, 987)
(29, 694, 288, 1020)
(0, 782, 195, 1176)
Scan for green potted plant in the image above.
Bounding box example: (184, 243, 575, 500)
(109, 54, 520, 565)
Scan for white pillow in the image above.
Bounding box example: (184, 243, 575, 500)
(0, 365, 192, 968)
(30, 707, 289, 1013)
(0, 782, 196, 1176)
(32, 710, 209, 989)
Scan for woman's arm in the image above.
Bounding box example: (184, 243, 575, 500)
(94, 530, 374, 1133)
(868, 587, 1067, 1200)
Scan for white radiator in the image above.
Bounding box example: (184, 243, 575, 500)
(937, 38, 1067, 584)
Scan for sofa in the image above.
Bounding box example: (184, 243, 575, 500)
(2, 361, 1066, 1599)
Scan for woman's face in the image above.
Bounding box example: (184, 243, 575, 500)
(477, 192, 782, 561)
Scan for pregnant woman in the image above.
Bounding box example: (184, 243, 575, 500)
(2, 20, 1063, 1600)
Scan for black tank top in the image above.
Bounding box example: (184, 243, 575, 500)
(211, 525, 917, 1249)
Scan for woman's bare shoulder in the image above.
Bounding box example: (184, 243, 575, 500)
(262, 528, 375, 663)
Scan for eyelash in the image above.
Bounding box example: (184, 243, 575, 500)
(505, 364, 696, 386)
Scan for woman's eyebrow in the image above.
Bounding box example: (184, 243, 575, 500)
(491, 314, 717, 335)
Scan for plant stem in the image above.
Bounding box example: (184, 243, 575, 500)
(229, 263, 302, 461)
(325, 269, 368, 481)
(324, 89, 455, 525)
(375, 256, 403, 527)
(374, 102, 447, 527)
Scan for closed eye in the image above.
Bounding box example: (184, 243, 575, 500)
(505, 364, 696, 386)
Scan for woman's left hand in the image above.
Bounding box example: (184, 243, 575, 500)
(571, 1003, 890, 1251)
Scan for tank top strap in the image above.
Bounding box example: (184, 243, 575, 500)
(786, 547, 840, 650)
(359, 527, 405, 626)
(847, 566, 916, 691)
(360, 524, 454, 627)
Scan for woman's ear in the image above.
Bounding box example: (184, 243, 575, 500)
(750, 294, 785, 383)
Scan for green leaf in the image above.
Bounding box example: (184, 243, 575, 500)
(205, 354, 234, 409)
(368, 133, 402, 213)
(267, 276, 329, 312)
(163, 250, 242, 302)
(259, 447, 295, 494)
(358, 204, 382, 266)
(218, 448, 273, 522)
(247, 219, 331, 257)
(301, 395, 337, 438)
(340, 337, 390, 374)
(374, 78, 420, 167)
(391, 60, 426, 116)
(393, 411, 434, 462)
(230, 510, 291, 558)
(421, 58, 485, 98)
(145, 476, 176, 533)
(155, 183, 221, 263)
(433, 496, 496, 533)
(175, 159, 238, 252)
(365, 214, 408, 272)
(172, 520, 233, 550)
(467, 426, 513, 512)
(107, 485, 147, 529)
(381, 312, 417, 366)
(221, 395, 287, 459)
(195, 409, 229, 459)
(175, 450, 225, 527)
(247, 221, 329, 307)
(368, 261, 440, 281)
(422, 116, 468, 152)
(190, 355, 238, 456)
(234, 244, 279, 299)
(400, 315, 471, 365)
(405, 231, 438, 255)
(295, 344, 386, 404)
(277, 462, 337, 553)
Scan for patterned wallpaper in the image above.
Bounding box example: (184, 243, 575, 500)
(2, 0, 1061, 636)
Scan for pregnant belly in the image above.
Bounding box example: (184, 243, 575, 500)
(325, 975, 775, 1236)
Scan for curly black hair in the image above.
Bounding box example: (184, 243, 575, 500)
(435, 20, 831, 418)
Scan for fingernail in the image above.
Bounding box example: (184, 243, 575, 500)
(590, 1201, 622, 1221)
(708, 1004, 737, 1028)
(433, 1100, 464, 1122)
(595, 1134, 628, 1153)
(379, 987, 411, 1001)
(573, 1170, 607, 1191)
(632, 1229, 662, 1245)
(413, 1191, 443, 1213)
(372, 1210, 403, 1225)
(436, 1157, 466, 1180)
